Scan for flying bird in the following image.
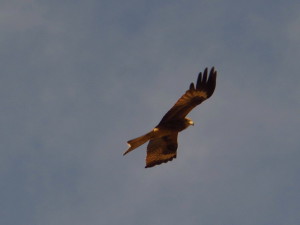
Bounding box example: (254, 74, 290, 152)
(123, 67, 217, 168)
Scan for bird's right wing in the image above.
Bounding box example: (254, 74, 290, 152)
(158, 67, 217, 124)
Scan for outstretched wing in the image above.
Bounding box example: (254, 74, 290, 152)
(145, 133, 178, 168)
(158, 67, 217, 124)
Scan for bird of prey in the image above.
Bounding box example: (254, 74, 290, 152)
(123, 67, 217, 168)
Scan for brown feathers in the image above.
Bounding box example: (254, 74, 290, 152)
(124, 67, 217, 168)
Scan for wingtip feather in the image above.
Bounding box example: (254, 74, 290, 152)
(195, 67, 217, 97)
(189, 82, 195, 90)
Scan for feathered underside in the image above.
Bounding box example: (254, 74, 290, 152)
(145, 133, 178, 168)
(158, 67, 217, 124)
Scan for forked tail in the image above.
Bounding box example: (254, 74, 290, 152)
(123, 131, 154, 155)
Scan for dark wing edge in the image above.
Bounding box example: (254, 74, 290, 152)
(159, 67, 217, 123)
(145, 133, 178, 168)
(196, 67, 217, 99)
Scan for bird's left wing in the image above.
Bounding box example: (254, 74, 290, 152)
(159, 67, 217, 124)
(145, 133, 178, 168)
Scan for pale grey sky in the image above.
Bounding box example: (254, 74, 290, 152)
(1, 1, 300, 225)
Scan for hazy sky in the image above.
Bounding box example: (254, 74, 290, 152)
(1, 1, 300, 225)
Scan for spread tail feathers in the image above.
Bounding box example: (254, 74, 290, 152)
(123, 131, 154, 155)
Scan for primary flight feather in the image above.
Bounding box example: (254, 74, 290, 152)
(123, 67, 217, 168)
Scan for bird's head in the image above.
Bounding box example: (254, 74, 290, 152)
(185, 117, 194, 126)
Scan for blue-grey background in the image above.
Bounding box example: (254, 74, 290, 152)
(1, 1, 299, 225)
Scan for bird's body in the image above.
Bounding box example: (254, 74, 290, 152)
(124, 67, 217, 168)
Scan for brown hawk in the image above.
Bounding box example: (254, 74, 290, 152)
(123, 67, 217, 168)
